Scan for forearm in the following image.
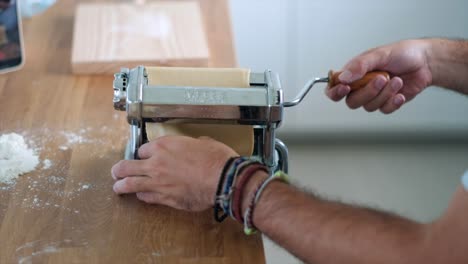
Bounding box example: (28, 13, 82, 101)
(242, 172, 428, 264)
(427, 38, 468, 94)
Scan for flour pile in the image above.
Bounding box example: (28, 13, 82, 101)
(0, 133, 39, 184)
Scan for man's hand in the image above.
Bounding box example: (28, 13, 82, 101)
(111, 136, 237, 211)
(326, 39, 433, 114)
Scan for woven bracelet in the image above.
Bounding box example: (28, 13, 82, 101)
(221, 158, 253, 214)
(243, 170, 290, 235)
(231, 163, 268, 222)
(213, 156, 238, 222)
(214, 157, 258, 222)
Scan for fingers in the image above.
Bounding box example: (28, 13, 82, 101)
(136, 192, 167, 204)
(136, 192, 174, 208)
(345, 75, 387, 109)
(328, 72, 406, 113)
(137, 192, 195, 211)
(137, 137, 170, 160)
(113, 176, 152, 194)
(380, 93, 406, 114)
(137, 142, 156, 160)
(363, 77, 403, 112)
(137, 136, 193, 159)
(326, 84, 351, 102)
(339, 48, 389, 83)
(111, 160, 149, 180)
(136, 192, 156, 203)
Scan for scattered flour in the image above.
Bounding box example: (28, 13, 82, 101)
(1, 128, 114, 215)
(16, 239, 88, 264)
(0, 133, 40, 184)
(17, 243, 61, 264)
(61, 131, 88, 145)
(42, 159, 52, 170)
(48, 176, 65, 184)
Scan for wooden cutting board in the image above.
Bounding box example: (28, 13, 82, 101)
(71, 1, 210, 74)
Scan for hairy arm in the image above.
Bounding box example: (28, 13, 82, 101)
(111, 135, 468, 263)
(244, 171, 468, 264)
(428, 38, 468, 94)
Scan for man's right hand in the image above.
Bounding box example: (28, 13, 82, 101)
(326, 39, 433, 114)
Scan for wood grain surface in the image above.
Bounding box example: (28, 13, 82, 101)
(0, 0, 265, 263)
(71, 1, 210, 74)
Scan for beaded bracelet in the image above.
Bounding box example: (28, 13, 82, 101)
(243, 170, 290, 235)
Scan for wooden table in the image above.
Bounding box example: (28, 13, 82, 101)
(0, 0, 265, 263)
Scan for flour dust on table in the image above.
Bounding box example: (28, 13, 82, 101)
(0, 133, 39, 184)
(0, 126, 124, 214)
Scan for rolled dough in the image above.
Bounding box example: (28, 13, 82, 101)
(145, 67, 254, 156)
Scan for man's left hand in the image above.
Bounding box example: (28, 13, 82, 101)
(111, 136, 237, 211)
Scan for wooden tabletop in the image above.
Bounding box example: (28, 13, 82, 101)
(0, 0, 265, 263)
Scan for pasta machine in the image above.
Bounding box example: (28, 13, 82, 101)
(113, 66, 383, 173)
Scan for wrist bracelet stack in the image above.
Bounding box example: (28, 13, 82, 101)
(214, 157, 290, 235)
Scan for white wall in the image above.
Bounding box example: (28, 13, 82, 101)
(229, 0, 468, 138)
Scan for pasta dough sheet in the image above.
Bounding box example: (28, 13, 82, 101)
(145, 67, 254, 156)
